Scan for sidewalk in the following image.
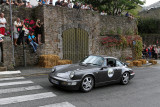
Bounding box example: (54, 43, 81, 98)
(15, 67, 52, 76)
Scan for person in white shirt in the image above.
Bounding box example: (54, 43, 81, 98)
(13, 18, 22, 46)
(0, 13, 7, 36)
(100, 11, 107, 16)
(81, 3, 89, 10)
(67, 0, 73, 8)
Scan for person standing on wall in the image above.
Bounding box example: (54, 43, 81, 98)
(35, 19, 42, 44)
(13, 18, 22, 46)
(0, 13, 7, 36)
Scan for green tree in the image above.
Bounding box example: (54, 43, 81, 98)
(73, 0, 144, 15)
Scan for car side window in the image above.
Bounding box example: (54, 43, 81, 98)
(107, 58, 116, 67)
(116, 60, 123, 67)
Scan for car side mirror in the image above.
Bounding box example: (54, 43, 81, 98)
(100, 65, 108, 70)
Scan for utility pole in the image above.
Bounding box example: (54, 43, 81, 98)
(9, 0, 15, 66)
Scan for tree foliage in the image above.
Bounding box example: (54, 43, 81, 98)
(138, 18, 160, 34)
(73, 0, 144, 15)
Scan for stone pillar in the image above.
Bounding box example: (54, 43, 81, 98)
(3, 37, 14, 70)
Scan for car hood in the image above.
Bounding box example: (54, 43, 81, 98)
(53, 64, 98, 79)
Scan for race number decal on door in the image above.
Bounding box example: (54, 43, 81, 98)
(108, 68, 114, 78)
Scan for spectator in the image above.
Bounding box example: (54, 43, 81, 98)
(13, 18, 22, 46)
(148, 46, 151, 59)
(0, 13, 7, 36)
(158, 46, 160, 58)
(49, 0, 53, 5)
(125, 12, 129, 17)
(17, 20, 25, 45)
(6, 0, 14, 5)
(0, 36, 3, 63)
(42, 0, 46, 5)
(118, 12, 121, 16)
(155, 46, 158, 59)
(94, 7, 98, 12)
(60, 0, 67, 7)
(26, 2, 32, 8)
(81, 3, 89, 10)
(100, 11, 107, 15)
(80, 3, 84, 9)
(38, 0, 42, 5)
(55, 0, 61, 6)
(46, 0, 50, 4)
(15, 0, 24, 6)
(152, 46, 155, 58)
(73, 2, 80, 9)
(28, 32, 38, 53)
(35, 19, 42, 44)
(67, 0, 72, 8)
(88, 4, 94, 11)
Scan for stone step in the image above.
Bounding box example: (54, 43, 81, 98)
(0, 67, 7, 71)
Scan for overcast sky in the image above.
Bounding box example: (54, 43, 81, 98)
(142, 0, 160, 6)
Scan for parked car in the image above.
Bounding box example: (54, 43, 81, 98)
(48, 55, 135, 92)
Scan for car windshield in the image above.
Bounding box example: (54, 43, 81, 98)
(81, 56, 104, 66)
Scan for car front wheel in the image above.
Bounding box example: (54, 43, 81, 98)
(121, 72, 130, 85)
(81, 76, 94, 92)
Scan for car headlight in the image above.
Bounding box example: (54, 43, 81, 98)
(52, 67, 56, 73)
(69, 71, 75, 79)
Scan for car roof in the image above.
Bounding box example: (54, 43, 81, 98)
(90, 55, 118, 59)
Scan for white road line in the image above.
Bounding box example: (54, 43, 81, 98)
(0, 77, 25, 81)
(0, 70, 21, 75)
(0, 92, 56, 105)
(0, 85, 43, 94)
(39, 102, 76, 107)
(0, 80, 33, 87)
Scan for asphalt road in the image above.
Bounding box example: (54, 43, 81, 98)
(0, 65, 160, 107)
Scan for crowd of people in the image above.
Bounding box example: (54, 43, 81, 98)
(143, 45, 160, 59)
(0, 12, 42, 53)
(1, 0, 107, 15)
(13, 17, 43, 52)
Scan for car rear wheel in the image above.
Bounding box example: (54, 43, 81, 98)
(81, 76, 94, 92)
(121, 72, 129, 85)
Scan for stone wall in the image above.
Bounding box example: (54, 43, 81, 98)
(42, 5, 137, 58)
(0, 5, 138, 69)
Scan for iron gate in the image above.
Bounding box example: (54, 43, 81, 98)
(62, 28, 89, 63)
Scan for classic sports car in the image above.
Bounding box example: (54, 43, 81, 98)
(48, 55, 135, 92)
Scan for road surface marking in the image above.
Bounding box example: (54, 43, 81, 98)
(0, 70, 21, 75)
(0, 77, 25, 81)
(0, 80, 33, 87)
(0, 85, 43, 94)
(39, 102, 76, 107)
(0, 92, 56, 105)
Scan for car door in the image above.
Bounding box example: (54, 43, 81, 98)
(106, 58, 121, 81)
(97, 58, 118, 83)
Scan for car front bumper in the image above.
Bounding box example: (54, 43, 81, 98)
(130, 72, 135, 80)
(48, 74, 81, 90)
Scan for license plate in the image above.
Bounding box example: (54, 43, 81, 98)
(51, 79, 59, 85)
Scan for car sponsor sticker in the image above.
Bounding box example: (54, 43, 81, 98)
(108, 68, 114, 78)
